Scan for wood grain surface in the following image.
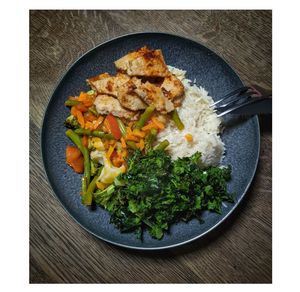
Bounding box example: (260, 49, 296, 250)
(30, 10, 272, 283)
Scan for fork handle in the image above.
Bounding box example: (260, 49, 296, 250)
(217, 97, 272, 117)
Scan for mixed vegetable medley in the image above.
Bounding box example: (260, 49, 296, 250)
(64, 89, 233, 239)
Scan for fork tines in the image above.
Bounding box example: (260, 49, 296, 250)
(211, 86, 251, 108)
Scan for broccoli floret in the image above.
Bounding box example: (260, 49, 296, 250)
(90, 159, 99, 177)
(64, 115, 80, 129)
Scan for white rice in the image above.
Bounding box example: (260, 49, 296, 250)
(157, 66, 224, 167)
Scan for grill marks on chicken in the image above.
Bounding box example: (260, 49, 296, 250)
(88, 47, 185, 118)
(87, 73, 147, 111)
(132, 78, 175, 113)
(94, 94, 138, 120)
(114, 46, 169, 77)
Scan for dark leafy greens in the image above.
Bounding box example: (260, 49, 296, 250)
(94, 150, 233, 240)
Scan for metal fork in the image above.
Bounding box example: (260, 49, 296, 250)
(212, 86, 272, 117)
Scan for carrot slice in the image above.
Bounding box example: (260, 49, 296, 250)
(71, 106, 78, 117)
(120, 137, 127, 149)
(71, 156, 84, 173)
(82, 136, 88, 148)
(142, 122, 157, 131)
(151, 117, 165, 130)
(136, 139, 145, 151)
(132, 129, 146, 138)
(75, 103, 88, 112)
(84, 112, 97, 122)
(111, 151, 124, 167)
(92, 115, 104, 130)
(106, 145, 116, 160)
(84, 121, 94, 130)
(121, 149, 128, 159)
(185, 133, 193, 142)
(76, 110, 85, 128)
(66, 146, 84, 173)
(125, 134, 139, 142)
(77, 91, 94, 107)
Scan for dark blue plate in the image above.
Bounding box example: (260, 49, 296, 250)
(41, 32, 260, 250)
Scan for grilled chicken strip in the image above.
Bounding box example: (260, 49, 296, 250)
(114, 46, 169, 77)
(87, 73, 147, 111)
(132, 78, 174, 113)
(94, 94, 138, 120)
(160, 74, 185, 105)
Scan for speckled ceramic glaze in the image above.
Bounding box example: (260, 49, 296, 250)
(41, 32, 260, 250)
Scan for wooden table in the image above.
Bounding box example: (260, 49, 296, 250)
(30, 10, 272, 283)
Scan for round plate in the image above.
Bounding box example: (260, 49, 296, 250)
(41, 32, 260, 250)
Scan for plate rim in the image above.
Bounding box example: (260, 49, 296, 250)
(40, 31, 261, 250)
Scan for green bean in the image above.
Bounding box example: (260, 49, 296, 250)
(145, 128, 158, 153)
(171, 109, 184, 130)
(66, 129, 91, 188)
(117, 118, 127, 136)
(64, 100, 80, 106)
(88, 105, 99, 117)
(66, 129, 84, 151)
(74, 128, 114, 140)
(154, 139, 170, 151)
(74, 128, 91, 135)
(82, 167, 103, 206)
(81, 176, 87, 195)
(134, 105, 155, 129)
(92, 131, 114, 140)
(126, 141, 138, 150)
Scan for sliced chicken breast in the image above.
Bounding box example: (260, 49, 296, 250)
(133, 78, 174, 114)
(87, 73, 129, 96)
(94, 94, 138, 120)
(160, 74, 185, 102)
(114, 46, 169, 77)
(87, 73, 147, 111)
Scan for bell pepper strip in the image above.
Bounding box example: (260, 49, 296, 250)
(105, 114, 122, 140)
(134, 105, 155, 129)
